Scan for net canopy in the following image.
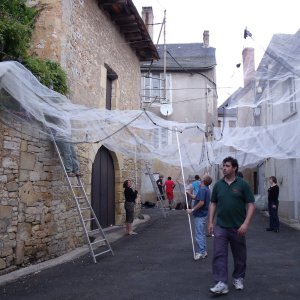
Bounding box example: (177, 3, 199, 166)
(0, 29, 299, 172)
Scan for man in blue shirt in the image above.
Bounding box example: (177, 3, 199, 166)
(187, 175, 212, 260)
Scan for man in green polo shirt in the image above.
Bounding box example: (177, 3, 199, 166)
(208, 156, 255, 295)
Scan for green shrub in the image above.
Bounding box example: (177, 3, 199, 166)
(23, 57, 68, 95)
(0, 0, 68, 95)
(0, 0, 37, 59)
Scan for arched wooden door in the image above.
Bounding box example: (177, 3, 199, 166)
(91, 146, 115, 228)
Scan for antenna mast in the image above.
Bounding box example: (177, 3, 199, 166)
(163, 10, 167, 103)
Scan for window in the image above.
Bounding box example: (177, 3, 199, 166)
(142, 73, 172, 104)
(152, 127, 172, 148)
(105, 64, 118, 110)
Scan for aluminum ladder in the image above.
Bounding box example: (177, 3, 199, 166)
(53, 140, 114, 263)
(145, 163, 167, 218)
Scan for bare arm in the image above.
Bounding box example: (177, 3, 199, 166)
(186, 191, 196, 199)
(237, 202, 255, 236)
(207, 202, 217, 235)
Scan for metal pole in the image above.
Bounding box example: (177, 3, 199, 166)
(163, 10, 167, 103)
(175, 129, 196, 258)
(291, 159, 299, 221)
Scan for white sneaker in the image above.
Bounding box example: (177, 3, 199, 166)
(194, 251, 207, 260)
(194, 253, 201, 260)
(201, 251, 208, 258)
(233, 278, 244, 290)
(210, 281, 229, 294)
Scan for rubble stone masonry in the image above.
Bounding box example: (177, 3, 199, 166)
(0, 0, 144, 271)
(0, 120, 84, 270)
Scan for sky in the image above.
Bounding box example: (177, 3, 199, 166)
(133, 0, 300, 105)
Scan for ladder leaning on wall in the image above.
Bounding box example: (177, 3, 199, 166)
(145, 163, 167, 218)
(52, 140, 114, 263)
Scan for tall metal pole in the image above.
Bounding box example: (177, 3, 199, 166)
(176, 129, 196, 258)
(163, 10, 167, 103)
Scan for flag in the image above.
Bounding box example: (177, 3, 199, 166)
(244, 28, 252, 39)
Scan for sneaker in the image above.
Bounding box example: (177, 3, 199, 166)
(194, 251, 208, 260)
(194, 253, 201, 260)
(129, 231, 138, 235)
(233, 278, 244, 290)
(210, 281, 229, 294)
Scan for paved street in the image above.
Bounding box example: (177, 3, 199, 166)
(0, 208, 299, 300)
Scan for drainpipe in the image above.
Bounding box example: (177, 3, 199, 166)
(291, 159, 299, 221)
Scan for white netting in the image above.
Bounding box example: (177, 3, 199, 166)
(0, 29, 299, 172)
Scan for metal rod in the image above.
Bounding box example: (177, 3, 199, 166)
(163, 10, 167, 103)
(175, 129, 196, 258)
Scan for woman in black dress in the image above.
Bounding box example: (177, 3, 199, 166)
(123, 179, 138, 235)
(266, 176, 280, 232)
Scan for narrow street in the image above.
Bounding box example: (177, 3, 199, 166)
(0, 208, 299, 300)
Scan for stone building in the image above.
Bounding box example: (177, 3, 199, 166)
(0, 0, 158, 271)
(140, 7, 217, 204)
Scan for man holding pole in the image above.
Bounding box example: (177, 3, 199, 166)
(186, 175, 212, 260)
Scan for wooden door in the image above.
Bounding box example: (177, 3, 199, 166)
(91, 146, 115, 228)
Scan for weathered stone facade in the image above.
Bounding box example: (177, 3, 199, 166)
(30, 0, 141, 109)
(29, 0, 145, 219)
(0, 119, 85, 270)
(0, 0, 148, 271)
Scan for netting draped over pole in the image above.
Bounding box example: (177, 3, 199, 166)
(1, 26, 300, 175)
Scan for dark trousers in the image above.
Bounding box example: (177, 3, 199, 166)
(268, 202, 279, 230)
(212, 225, 247, 283)
(56, 141, 80, 173)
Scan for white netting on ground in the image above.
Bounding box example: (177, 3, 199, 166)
(0, 28, 299, 172)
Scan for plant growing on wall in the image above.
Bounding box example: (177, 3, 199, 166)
(0, 0, 68, 95)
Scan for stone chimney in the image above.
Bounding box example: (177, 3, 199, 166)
(242, 47, 255, 86)
(203, 30, 209, 48)
(142, 7, 154, 41)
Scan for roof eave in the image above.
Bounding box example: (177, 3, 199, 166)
(97, 0, 159, 61)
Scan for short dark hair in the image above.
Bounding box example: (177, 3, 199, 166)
(167, 176, 171, 180)
(195, 175, 200, 180)
(123, 180, 130, 188)
(269, 176, 277, 184)
(203, 175, 212, 186)
(223, 156, 239, 174)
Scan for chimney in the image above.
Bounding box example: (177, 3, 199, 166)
(142, 7, 154, 41)
(242, 47, 255, 86)
(203, 30, 209, 48)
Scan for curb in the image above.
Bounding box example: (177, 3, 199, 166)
(0, 214, 150, 286)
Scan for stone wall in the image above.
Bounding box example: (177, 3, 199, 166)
(30, 0, 141, 109)
(0, 117, 143, 271)
(0, 0, 145, 271)
(29, 0, 143, 198)
(0, 119, 84, 271)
